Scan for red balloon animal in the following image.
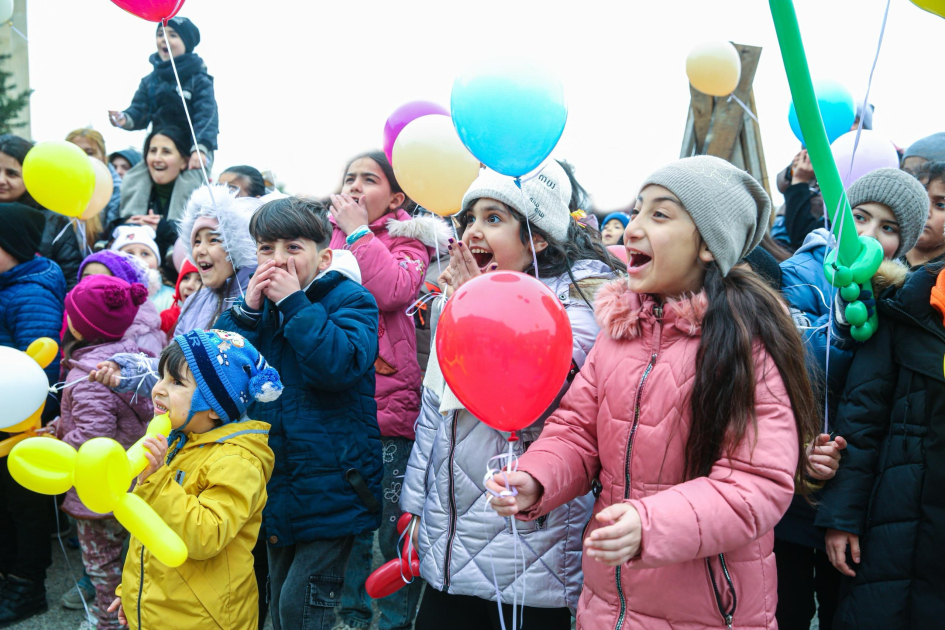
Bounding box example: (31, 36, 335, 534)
(366, 513, 420, 599)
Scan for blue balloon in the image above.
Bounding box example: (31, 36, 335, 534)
(788, 79, 855, 146)
(451, 59, 567, 178)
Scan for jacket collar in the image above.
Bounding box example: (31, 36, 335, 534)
(594, 278, 707, 340)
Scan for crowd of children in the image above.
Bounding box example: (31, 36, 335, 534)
(0, 12, 943, 630)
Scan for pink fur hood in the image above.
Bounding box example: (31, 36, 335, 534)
(594, 277, 709, 340)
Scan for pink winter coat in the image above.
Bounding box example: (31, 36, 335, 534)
(516, 279, 798, 630)
(55, 338, 153, 519)
(330, 209, 443, 439)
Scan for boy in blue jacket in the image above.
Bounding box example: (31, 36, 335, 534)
(216, 196, 382, 630)
(0, 203, 66, 626)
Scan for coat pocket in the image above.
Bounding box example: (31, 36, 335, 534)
(308, 574, 343, 607)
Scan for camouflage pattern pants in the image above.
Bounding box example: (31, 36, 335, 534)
(76, 518, 128, 629)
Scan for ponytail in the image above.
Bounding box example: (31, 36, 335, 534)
(687, 265, 819, 497)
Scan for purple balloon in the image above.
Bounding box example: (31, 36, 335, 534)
(831, 130, 901, 190)
(383, 101, 449, 164)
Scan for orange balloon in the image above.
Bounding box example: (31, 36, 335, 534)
(81, 158, 114, 221)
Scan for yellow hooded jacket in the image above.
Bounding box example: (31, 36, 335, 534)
(118, 420, 273, 630)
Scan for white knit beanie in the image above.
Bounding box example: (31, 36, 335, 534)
(460, 161, 572, 242)
(110, 224, 161, 263)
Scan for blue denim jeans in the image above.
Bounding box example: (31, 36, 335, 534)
(336, 436, 422, 630)
(268, 535, 354, 630)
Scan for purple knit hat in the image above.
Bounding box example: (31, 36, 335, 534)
(65, 275, 149, 342)
(77, 250, 148, 286)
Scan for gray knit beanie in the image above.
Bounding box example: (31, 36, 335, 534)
(640, 156, 771, 276)
(903, 132, 945, 163)
(847, 168, 929, 258)
(461, 161, 572, 242)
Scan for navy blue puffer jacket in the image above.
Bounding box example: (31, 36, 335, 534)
(216, 268, 383, 546)
(0, 256, 66, 384)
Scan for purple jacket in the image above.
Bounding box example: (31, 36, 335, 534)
(56, 338, 153, 519)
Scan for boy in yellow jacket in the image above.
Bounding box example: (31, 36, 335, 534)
(108, 328, 283, 629)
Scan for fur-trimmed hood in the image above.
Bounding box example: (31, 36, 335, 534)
(176, 184, 266, 271)
(594, 278, 708, 340)
(386, 213, 452, 251)
(873, 258, 909, 295)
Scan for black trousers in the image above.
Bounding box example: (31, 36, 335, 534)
(414, 585, 572, 630)
(0, 453, 52, 583)
(775, 538, 841, 630)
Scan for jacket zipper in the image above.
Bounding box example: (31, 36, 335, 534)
(442, 411, 459, 589)
(706, 554, 737, 629)
(614, 304, 662, 630)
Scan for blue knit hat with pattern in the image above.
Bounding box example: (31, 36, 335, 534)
(167, 329, 282, 462)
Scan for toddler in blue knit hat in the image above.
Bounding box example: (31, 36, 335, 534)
(109, 328, 282, 629)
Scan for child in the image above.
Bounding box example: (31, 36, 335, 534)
(218, 165, 267, 198)
(78, 250, 167, 358)
(905, 161, 945, 269)
(0, 203, 65, 627)
(488, 156, 821, 629)
(108, 329, 282, 630)
(108, 148, 142, 180)
(600, 211, 630, 246)
(401, 161, 623, 630)
(108, 16, 218, 171)
(328, 151, 447, 630)
(49, 275, 153, 630)
(110, 225, 176, 310)
(216, 196, 382, 630)
(159, 259, 201, 335)
(776, 167, 928, 630)
(815, 264, 945, 629)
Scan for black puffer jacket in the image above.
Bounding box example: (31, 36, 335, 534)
(39, 209, 82, 291)
(815, 264, 945, 629)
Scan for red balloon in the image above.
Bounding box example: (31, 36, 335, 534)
(436, 271, 573, 438)
(383, 100, 449, 164)
(110, 0, 185, 22)
(607, 245, 628, 263)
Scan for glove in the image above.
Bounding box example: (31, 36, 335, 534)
(835, 289, 875, 328)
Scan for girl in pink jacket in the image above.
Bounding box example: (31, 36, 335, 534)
(489, 156, 820, 630)
(329, 151, 449, 630)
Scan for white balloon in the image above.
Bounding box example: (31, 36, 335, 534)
(0, 346, 49, 430)
(0, 0, 14, 24)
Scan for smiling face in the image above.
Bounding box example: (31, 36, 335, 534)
(460, 198, 547, 272)
(178, 271, 202, 301)
(146, 134, 187, 185)
(256, 237, 332, 290)
(341, 158, 405, 224)
(0, 152, 26, 202)
(625, 185, 714, 299)
(852, 202, 901, 259)
(155, 26, 186, 61)
(601, 218, 625, 246)
(120, 243, 159, 270)
(192, 227, 235, 289)
(151, 352, 218, 432)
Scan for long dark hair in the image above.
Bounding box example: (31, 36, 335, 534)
(62, 328, 91, 362)
(343, 150, 415, 213)
(0, 133, 39, 208)
(222, 165, 266, 197)
(687, 265, 819, 496)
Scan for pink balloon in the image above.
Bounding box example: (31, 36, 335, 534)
(384, 101, 449, 164)
(172, 237, 188, 273)
(607, 245, 628, 263)
(831, 130, 901, 190)
(109, 0, 185, 22)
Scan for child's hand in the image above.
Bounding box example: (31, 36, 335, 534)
(485, 471, 542, 517)
(89, 361, 122, 389)
(108, 111, 127, 128)
(585, 503, 642, 566)
(138, 436, 168, 484)
(189, 151, 208, 171)
(263, 257, 303, 304)
(446, 239, 497, 295)
(793, 150, 815, 184)
(825, 528, 860, 577)
(329, 193, 370, 236)
(245, 260, 276, 311)
(107, 597, 127, 626)
(807, 433, 847, 481)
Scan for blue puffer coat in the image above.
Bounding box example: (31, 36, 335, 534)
(123, 53, 219, 153)
(0, 256, 66, 384)
(216, 266, 384, 546)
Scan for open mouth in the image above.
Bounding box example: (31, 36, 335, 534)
(628, 250, 652, 272)
(470, 247, 493, 269)
(154, 400, 168, 414)
(197, 262, 213, 274)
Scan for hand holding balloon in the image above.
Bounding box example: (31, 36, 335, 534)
(792, 150, 814, 184)
(485, 470, 542, 518)
(137, 436, 168, 484)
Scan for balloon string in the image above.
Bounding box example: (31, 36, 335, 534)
(514, 178, 541, 283)
(161, 25, 211, 189)
(395, 516, 417, 586)
(6, 22, 28, 42)
(51, 217, 76, 246)
(405, 291, 438, 318)
(52, 497, 95, 626)
(726, 93, 759, 124)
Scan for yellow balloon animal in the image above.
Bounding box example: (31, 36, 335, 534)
(8, 414, 189, 568)
(911, 0, 945, 18)
(0, 338, 60, 457)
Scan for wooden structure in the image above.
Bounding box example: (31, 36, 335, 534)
(680, 43, 770, 196)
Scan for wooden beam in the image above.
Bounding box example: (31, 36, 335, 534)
(704, 43, 762, 160)
(689, 86, 714, 155)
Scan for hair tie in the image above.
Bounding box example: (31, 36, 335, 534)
(571, 209, 588, 229)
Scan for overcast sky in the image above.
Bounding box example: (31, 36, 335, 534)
(23, 0, 945, 211)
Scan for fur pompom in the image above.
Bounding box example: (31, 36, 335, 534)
(102, 285, 127, 309)
(250, 367, 283, 403)
(129, 283, 149, 306)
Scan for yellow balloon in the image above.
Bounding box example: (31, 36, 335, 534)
(686, 41, 742, 97)
(81, 158, 114, 221)
(127, 414, 172, 477)
(115, 493, 188, 567)
(8, 438, 77, 495)
(22, 141, 96, 218)
(911, 0, 945, 18)
(392, 115, 480, 217)
(74, 438, 132, 514)
(27, 337, 59, 370)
